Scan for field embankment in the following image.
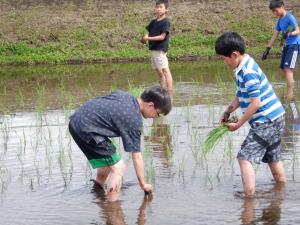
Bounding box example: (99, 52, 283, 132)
(0, 0, 300, 65)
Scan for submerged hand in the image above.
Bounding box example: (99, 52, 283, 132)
(142, 183, 152, 194)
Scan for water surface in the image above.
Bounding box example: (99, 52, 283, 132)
(0, 59, 300, 225)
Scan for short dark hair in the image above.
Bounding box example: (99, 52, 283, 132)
(156, 0, 169, 8)
(215, 32, 246, 57)
(141, 86, 172, 115)
(269, 0, 284, 9)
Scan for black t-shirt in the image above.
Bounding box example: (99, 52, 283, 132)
(146, 18, 170, 52)
(69, 91, 142, 152)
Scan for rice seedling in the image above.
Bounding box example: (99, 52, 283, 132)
(184, 100, 193, 123)
(29, 178, 34, 191)
(165, 143, 173, 162)
(190, 128, 203, 164)
(1, 115, 11, 152)
(17, 137, 25, 176)
(143, 145, 155, 183)
(15, 88, 25, 109)
(291, 140, 298, 181)
(58, 82, 75, 122)
(85, 81, 97, 98)
(0, 166, 9, 194)
(110, 83, 118, 92)
(201, 115, 238, 156)
(127, 79, 144, 97)
(178, 153, 187, 178)
(215, 161, 223, 182)
(85, 160, 93, 184)
(206, 176, 213, 191)
(36, 84, 46, 124)
(66, 131, 74, 167)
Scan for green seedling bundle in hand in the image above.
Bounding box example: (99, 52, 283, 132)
(202, 116, 239, 155)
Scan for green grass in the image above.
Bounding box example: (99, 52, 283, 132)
(0, 0, 292, 65)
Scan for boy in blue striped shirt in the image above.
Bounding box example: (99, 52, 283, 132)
(215, 32, 286, 197)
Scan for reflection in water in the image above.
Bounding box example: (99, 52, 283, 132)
(92, 182, 152, 225)
(145, 116, 173, 168)
(240, 183, 286, 225)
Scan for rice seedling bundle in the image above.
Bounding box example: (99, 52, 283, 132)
(202, 116, 238, 155)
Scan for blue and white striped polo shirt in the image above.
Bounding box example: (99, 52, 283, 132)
(234, 54, 285, 125)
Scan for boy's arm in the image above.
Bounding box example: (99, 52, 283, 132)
(220, 96, 240, 123)
(132, 152, 152, 193)
(262, 30, 280, 60)
(227, 98, 261, 132)
(142, 32, 167, 42)
(288, 26, 300, 37)
(267, 30, 280, 48)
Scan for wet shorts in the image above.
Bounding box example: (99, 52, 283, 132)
(237, 115, 285, 164)
(151, 50, 169, 70)
(280, 44, 300, 69)
(68, 123, 121, 169)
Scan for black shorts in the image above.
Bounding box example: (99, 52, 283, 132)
(68, 123, 120, 168)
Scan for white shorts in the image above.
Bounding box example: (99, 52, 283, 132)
(151, 50, 169, 70)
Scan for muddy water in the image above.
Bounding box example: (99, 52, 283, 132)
(0, 60, 300, 225)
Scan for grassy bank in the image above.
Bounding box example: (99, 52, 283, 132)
(0, 0, 300, 65)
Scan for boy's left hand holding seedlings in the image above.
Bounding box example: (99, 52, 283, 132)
(222, 98, 261, 132)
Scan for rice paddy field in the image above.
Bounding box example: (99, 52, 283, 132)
(0, 59, 300, 224)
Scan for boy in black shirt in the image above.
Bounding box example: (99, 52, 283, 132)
(69, 86, 172, 201)
(141, 0, 173, 100)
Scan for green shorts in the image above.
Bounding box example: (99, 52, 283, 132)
(69, 123, 121, 168)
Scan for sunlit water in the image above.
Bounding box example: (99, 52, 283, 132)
(0, 60, 300, 224)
